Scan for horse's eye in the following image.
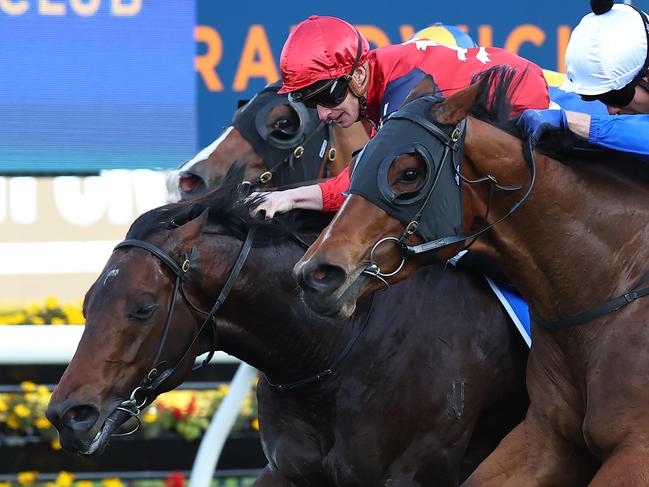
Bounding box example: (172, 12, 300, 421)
(130, 303, 157, 320)
(273, 118, 290, 130)
(399, 168, 419, 183)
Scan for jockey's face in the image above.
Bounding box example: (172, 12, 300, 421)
(607, 79, 649, 115)
(315, 90, 359, 128)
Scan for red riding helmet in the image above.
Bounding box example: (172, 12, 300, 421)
(278, 15, 370, 95)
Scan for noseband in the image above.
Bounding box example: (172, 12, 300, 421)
(108, 227, 257, 435)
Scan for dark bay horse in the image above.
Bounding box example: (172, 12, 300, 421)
(46, 175, 528, 486)
(294, 67, 649, 485)
(167, 82, 368, 201)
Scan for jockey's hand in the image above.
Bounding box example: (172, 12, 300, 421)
(516, 109, 568, 146)
(251, 191, 295, 219)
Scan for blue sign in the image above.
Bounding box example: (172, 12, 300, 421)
(195, 0, 603, 148)
(0, 0, 195, 174)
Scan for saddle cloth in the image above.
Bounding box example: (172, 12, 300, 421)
(485, 277, 531, 348)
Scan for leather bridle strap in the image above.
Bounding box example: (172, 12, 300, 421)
(113, 226, 257, 401)
(406, 136, 537, 255)
(263, 293, 376, 393)
(533, 267, 649, 330)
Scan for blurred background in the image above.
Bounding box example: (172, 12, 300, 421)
(1, 0, 643, 485)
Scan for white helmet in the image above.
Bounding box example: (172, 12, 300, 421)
(561, 3, 649, 95)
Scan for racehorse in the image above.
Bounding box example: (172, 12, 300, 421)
(167, 82, 368, 201)
(293, 66, 649, 485)
(46, 171, 528, 486)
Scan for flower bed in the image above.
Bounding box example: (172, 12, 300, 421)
(0, 298, 84, 326)
(0, 382, 259, 449)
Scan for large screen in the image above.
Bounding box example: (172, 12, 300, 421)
(0, 0, 195, 174)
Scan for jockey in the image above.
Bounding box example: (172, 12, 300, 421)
(253, 15, 550, 217)
(517, 0, 649, 157)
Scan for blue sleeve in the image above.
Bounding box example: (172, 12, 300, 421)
(589, 115, 649, 160)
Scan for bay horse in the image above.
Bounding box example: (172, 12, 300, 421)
(46, 171, 528, 486)
(167, 82, 368, 201)
(294, 66, 649, 485)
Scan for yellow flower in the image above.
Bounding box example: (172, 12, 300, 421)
(21, 381, 37, 392)
(36, 416, 52, 429)
(45, 296, 60, 310)
(14, 403, 31, 418)
(51, 317, 66, 325)
(142, 410, 157, 424)
(32, 316, 45, 325)
(101, 479, 124, 487)
(0, 481, 12, 487)
(17, 471, 38, 486)
(7, 414, 20, 429)
(0, 399, 8, 412)
(55, 471, 75, 487)
(75, 481, 94, 487)
(37, 385, 51, 397)
(251, 418, 260, 431)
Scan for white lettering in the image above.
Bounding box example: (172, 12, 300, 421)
(0, 178, 6, 223)
(9, 177, 37, 224)
(53, 176, 108, 225)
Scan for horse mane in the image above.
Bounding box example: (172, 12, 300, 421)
(126, 165, 333, 243)
(468, 65, 649, 181)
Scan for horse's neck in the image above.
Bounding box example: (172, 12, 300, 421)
(466, 119, 649, 321)
(211, 239, 352, 382)
(331, 123, 370, 176)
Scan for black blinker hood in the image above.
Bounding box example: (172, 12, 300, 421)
(348, 95, 465, 243)
(232, 82, 326, 185)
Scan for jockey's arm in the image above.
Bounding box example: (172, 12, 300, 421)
(581, 113, 649, 159)
(252, 168, 351, 219)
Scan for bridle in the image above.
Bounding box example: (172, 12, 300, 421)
(104, 217, 375, 434)
(359, 104, 537, 288)
(233, 83, 338, 189)
(362, 108, 649, 329)
(108, 226, 257, 435)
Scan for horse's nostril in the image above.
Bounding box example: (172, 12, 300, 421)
(63, 405, 100, 432)
(303, 264, 346, 294)
(178, 173, 202, 193)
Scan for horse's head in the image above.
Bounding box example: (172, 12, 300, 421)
(294, 69, 524, 318)
(46, 203, 217, 455)
(168, 82, 330, 200)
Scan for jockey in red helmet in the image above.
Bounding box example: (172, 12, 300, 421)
(255, 15, 550, 217)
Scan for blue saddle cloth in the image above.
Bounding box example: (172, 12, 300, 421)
(484, 277, 531, 348)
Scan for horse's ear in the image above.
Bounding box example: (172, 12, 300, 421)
(173, 208, 209, 246)
(433, 80, 486, 125)
(401, 74, 439, 107)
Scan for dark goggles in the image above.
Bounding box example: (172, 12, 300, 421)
(289, 76, 350, 109)
(580, 83, 636, 108)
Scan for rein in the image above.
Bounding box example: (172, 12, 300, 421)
(533, 263, 649, 330)
(106, 218, 375, 435)
(109, 226, 257, 435)
(263, 293, 375, 393)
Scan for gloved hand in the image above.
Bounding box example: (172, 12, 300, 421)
(515, 109, 568, 146)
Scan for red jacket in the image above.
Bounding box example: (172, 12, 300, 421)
(319, 43, 550, 212)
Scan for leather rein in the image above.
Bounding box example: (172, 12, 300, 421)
(105, 223, 374, 435)
(363, 118, 649, 330)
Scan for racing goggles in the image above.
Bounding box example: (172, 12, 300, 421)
(580, 84, 636, 108)
(289, 76, 350, 109)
